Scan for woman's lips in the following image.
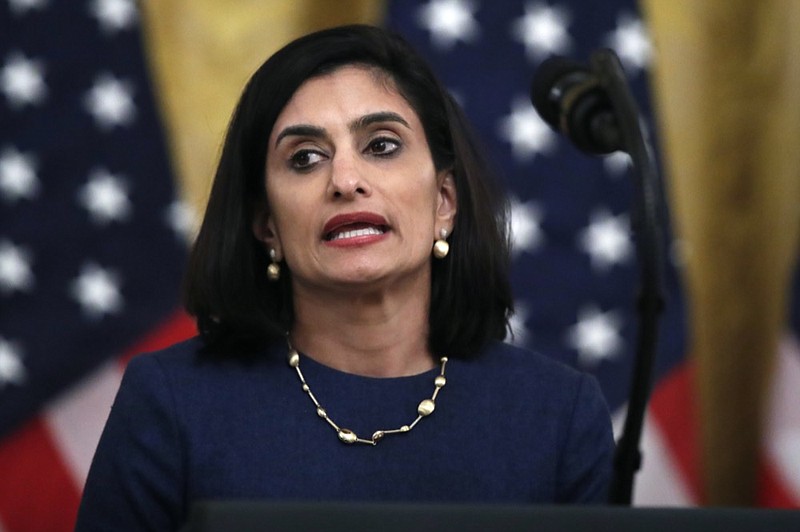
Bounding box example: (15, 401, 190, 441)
(328, 225, 385, 241)
(322, 212, 390, 242)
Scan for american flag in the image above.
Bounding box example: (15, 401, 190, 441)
(385, 0, 800, 508)
(1, 0, 798, 530)
(387, 0, 675, 410)
(0, 0, 195, 529)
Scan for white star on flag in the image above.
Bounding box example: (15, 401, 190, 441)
(509, 196, 544, 255)
(89, 0, 138, 34)
(6, 0, 48, 15)
(499, 96, 557, 161)
(511, 1, 572, 61)
(1, 51, 47, 108)
(578, 209, 632, 272)
(606, 14, 652, 73)
(70, 262, 124, 319)
(0, 336, 27, 387)
(77, 168, 132, 225)
(0, 240, 35, 294)
(165, 200, 199, 244)
(84, 73, 136, 129)
(566, 305, 623, 367)
(0, 145, 40, 202)
(507, 301, 531, 346)
(417, 0, 480, 50)
(603, 151, 632, 177)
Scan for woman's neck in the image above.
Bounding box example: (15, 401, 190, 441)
(289, 281, 435, 378)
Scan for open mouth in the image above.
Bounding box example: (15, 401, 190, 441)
(324, 223, 388, 242)
(322, 212, 390, 243)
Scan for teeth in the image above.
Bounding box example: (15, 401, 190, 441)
(331, 227, 384, 241)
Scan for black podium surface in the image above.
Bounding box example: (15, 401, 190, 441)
(181, 501, 800, 532)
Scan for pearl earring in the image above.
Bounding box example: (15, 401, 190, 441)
(267, 248, 281, 281)
(433, 228, 450, 259)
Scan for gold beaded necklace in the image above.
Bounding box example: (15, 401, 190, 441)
(286, 338, 448, 446)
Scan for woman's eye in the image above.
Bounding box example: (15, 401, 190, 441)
(366, 137, 400, 157)
(290, 149, 325, 170)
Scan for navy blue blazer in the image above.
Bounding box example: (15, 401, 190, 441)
(76, 338, 614, 530)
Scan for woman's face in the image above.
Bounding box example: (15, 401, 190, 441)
(256, 65, 456, 295)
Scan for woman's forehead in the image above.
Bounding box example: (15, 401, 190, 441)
(269, 65, 420, 138)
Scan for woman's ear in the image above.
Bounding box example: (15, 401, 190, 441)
(436, 170, 457, 228)
(252, 206, 281, 257)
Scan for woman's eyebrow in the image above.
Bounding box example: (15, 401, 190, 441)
(274, 112, 410, 148)
(274, 124, 327, 148)
(350, 111, 411, 132)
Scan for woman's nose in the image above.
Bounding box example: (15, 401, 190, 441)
(327, 152, 371, 199)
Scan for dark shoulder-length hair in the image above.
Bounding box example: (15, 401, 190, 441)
(184, 24, 513, 358)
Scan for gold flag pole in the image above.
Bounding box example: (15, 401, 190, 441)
(642, 0, 800, 505)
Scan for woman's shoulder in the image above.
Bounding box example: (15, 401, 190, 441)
(460, 340, 600, 402)
(123, 337, 203, 378)
(130, 336, 203, 363)
(123, 337, 283, 383)
(470, 340, 584, 378)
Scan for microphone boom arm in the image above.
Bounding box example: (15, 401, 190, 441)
(589, 49, 667, 505)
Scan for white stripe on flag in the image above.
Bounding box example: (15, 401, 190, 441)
(612, 407, 694, 506)
(43, 358, 125, 489)
(766, 334, 800, 500)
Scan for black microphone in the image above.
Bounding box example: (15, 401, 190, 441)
(530, 55, 622, 154)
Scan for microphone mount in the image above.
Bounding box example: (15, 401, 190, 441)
(531, 56, 621, 154)
(532, 49, 667, 505)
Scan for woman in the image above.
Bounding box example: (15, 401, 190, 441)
(76, 24, 614, 530)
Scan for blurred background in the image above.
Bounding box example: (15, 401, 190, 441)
(1, 0, 798, 529)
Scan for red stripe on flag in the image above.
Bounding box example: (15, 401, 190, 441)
(758, 459, 800, 508)
(648, 361, 704, 503)
(0, 311, 195, 531)
(0, 418, 81, 532)
(119, 309, 196, 366)
(650, 360, 800, 507)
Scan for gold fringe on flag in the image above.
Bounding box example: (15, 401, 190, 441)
(138, 0, 385, 221)
(642, 0, 800, 505)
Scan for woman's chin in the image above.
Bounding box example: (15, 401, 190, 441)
(314, 265, 429, 293)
